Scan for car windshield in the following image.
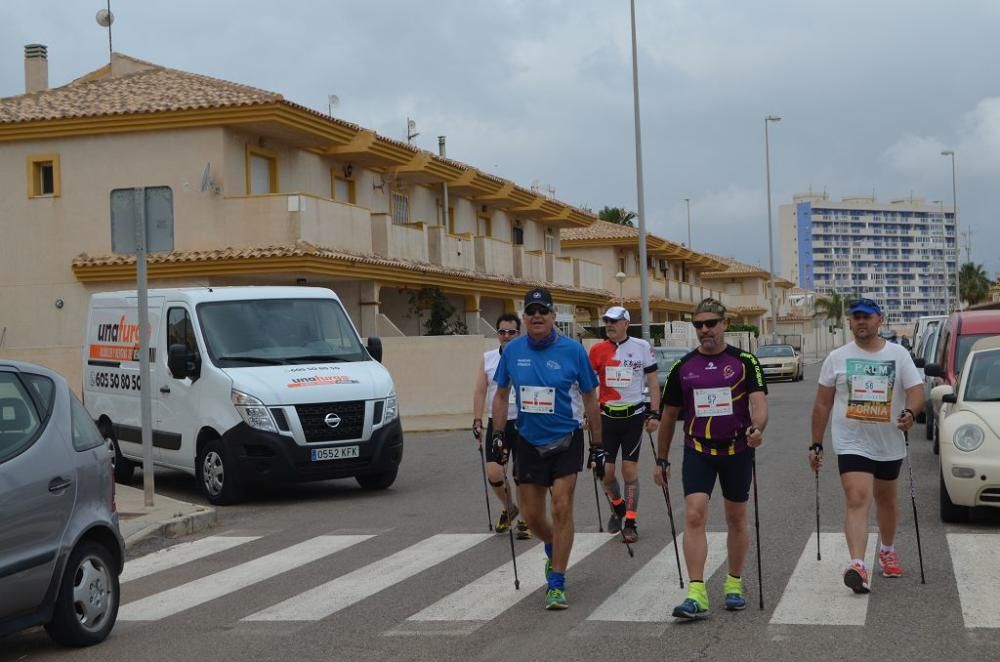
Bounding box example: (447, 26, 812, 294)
(957, 333, 1000, 377)
(755, 345, 795, 358)
(198, 298, 368, 367)
(964, 350, 1000, 402)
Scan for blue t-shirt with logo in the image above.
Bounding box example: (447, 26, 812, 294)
(493, 334, 599, 447)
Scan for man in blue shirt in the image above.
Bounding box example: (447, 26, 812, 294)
(492, 288, 603, 610)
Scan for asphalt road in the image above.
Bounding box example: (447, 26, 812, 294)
(7, 362, 1000, 661)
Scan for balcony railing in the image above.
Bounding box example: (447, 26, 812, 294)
(515, 248, 546, 281)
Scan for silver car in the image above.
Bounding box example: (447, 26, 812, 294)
(0, 360, 124, 647)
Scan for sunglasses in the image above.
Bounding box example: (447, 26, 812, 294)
(497, 329, 519, 337)
(692, 318, 723, 330)
(524, 306, 550, 316)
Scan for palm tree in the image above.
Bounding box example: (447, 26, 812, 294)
(813, 291, 846, 328)
(598, 206, 636, 227)
(959, 262, 991, 306)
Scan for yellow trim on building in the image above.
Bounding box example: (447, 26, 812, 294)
(26, 153, 60, 198)
(245, 145, 279, 194)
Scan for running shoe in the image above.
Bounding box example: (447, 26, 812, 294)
(606, 512, 622, 534)
(545, 588, 568, 610)
(515, 520, 532, 540)
(621, 518, 638, 543)
(878, 549, 902, 578)
(723, 575, 746, 611)
(672, 598, 708, 620)
(843, 561, 871, 594)
(495, 505, 519, 533)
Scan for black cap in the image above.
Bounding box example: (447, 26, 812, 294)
(523, 287, 555, 311)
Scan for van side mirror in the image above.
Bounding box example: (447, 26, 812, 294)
(168, 344, 200, 380)
(366, 336, 383, 363)
(913, 357, 925, 368)
(943, 393, 958, 404)
(923, 363, 943, 378)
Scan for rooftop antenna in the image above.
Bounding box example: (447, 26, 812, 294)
(327, 94, 339, 117)
(95, 2, 113, 62)
(406, 117, 419, 145)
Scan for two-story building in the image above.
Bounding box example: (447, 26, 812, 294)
(699, 253, 796, 333)
(0, 48, 612, 386)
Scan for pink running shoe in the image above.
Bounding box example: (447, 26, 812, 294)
(879, 549, 903, 578)
(843, 561, 871, 594)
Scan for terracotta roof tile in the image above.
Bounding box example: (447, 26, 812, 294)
(561, 220, 640, 242)
(71, 241, 612, 298)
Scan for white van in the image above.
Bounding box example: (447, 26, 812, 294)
(82, 286, 402, 504)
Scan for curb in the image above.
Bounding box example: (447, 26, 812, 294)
(124, 507, 218, 550)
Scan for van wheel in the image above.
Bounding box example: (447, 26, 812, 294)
(940, 470, 970, 523)
(44, 541, 119, 647)
(356, 468, 398, 491)
(197, 439, 243, 505)
(101, 423, 135, 484)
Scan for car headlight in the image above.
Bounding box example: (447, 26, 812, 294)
(384, 393, 398, 423)
(231, 389, 277, 432)
(953, 424, 985, 452)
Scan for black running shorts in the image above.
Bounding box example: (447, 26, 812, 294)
(681, 445, 753, 503)
(485, 419, 519, 465)
(600, 413, 645, 463)
(837, 453, 902, 481)
(514, 428, 584, 488)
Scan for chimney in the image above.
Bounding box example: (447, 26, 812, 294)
(24, 43, 48, 94)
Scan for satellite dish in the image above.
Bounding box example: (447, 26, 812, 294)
(328, 95, 340, 108)
(407, 119, 417, 132)
(96, 8, 114, 27)
(200, 162, 219, 194)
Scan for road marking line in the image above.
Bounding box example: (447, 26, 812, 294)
(406, 533, 610, 622)
(948, 533, 1000, 628)
(587, 532, 728, 621)
(770, 532, 876, 626)
(245, 533, 491, 621)
(121, 536, 260, 583)
(118, 535, 372, 621)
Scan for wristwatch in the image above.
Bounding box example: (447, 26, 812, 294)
(900, 408, 914, 419)
(645, 410, 661, 420)
(656, 457, 671, 469)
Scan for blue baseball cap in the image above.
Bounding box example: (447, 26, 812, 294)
(849, 298, 882, 316)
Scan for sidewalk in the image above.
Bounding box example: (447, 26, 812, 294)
(116, 483, 217, 549)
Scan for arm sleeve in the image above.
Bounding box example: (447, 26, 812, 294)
(741, 352, 768, 394)
(818, 354, 836, 387)
(494, 350, 511, 388)
(663, 358, 684, 407)
(577, 344, 600, 393)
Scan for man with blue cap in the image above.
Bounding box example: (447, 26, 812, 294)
(808, 297, 923, 594)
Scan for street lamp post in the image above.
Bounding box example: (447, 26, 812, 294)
(933, 200, 951, 315)
(941, 150, 960, 309)
(683, 197, 692, 248)
(616, 271, 627, 306)
(764, 115, 781, 344)
(629, 0, 651, 340)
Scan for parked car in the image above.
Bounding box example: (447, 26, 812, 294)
(878, 328, 898, 343)
(923, 310, 1000, 453)
(933, 337, 1000, 523)
(911, 314, 947, 359)
(0, 360, 124, 647)
(654, 346, 691, 391)
(914, 319, 944, 429)
(754, 344, 803, 381)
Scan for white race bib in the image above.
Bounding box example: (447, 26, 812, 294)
(605, 365, 633, 388)
(850, 375, 890, 403)
(693, 387, 733, 417)
(520, 386, 556, 414)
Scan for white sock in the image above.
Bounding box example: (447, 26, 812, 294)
(850, 558, 865, 569)
(880, 543, 895, 553)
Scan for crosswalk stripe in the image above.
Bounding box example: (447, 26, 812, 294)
(586, 532, 728, 621)
(244, 533, 491, 621)
(121, 536, 260, 584)
(770, 532, 877, 626)
(118, 535, 372, 621)
(948, 533, 1000, 629)
(406, 532, 610, 622)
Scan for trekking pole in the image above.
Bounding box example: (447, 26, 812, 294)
(586, 429, 604, 533)
(904, 430, 927, 584)
(815, 468, 821, 561)
(477, 443, 493, 532)
(501, 468, 521, 590)
(751, 448, 764, 610)
(648, 432, 682, 587)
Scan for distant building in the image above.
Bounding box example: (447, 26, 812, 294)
(779, 193, 957, 327)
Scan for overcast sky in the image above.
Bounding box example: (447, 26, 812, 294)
(4, 1, 999, 279)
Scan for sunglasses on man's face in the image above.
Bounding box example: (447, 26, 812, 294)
(692, 318, 723, 330)
(497, 329, 519, 337)
(524, 306, 550, 316)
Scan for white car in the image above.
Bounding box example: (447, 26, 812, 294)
(935, 337, 1000, 523)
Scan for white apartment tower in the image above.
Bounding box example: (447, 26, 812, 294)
(779, 193, 957, 327)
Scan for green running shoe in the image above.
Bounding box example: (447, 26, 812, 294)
(545, 588, 568, 610)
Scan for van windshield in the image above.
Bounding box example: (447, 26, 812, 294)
(957, 333, 1000, 376)
(197, 298, 368, 367)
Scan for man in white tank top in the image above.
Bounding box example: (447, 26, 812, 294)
(473, 313, 530, 538)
